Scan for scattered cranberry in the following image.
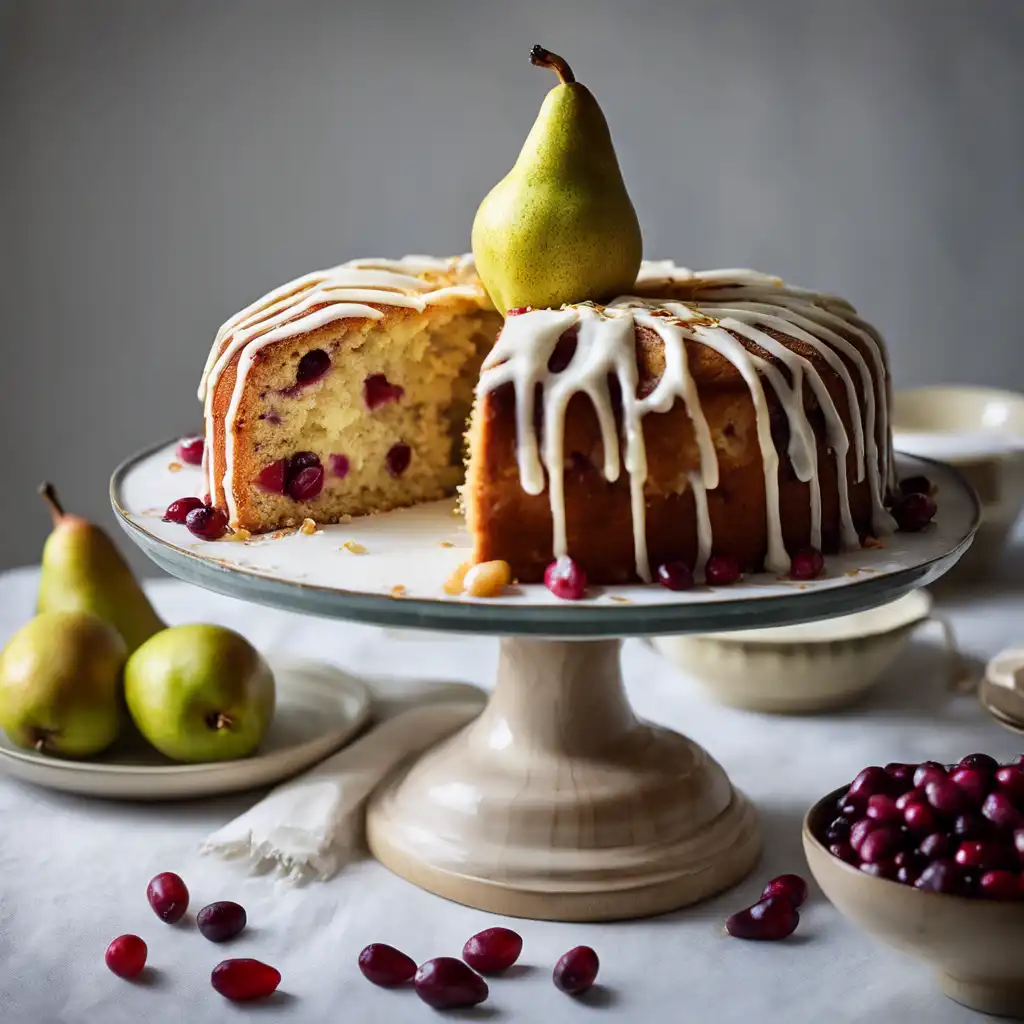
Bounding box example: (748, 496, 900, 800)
(330, 454, 350, 479)
(761, 874, 809, 908)
(256, 459, 288, 494)
(462, 927, 523, 974)
(296, 349, 331, 385)
(790, 547, 824, 580)
(955, 841, 1009, 873)
(211, 959, 281, 1001)
(358, 943, 417, 987)
(705, 554, 742, 585)
(553, 945, 601, 992)
(960, 753, 1000, 775)
(892, 491, 937, 532)
(899, 475, 932, 496)
(979, 870, 1022, 901)
(364, 373, 404, 410)
(105, 935, 147, 979)
(414, 957, 488, 1009)
(866, 795, 901, 825)
(913, 762, 947, 789)
(507, 306, 531, 316)
(177, 436, 205, 465)
(657, 561, 694, 591)
(288, 465, 324, 502)
(860, 826, 904, 864)
(147, 872, 189, 923)
(544, 556, 588, 600)
(982, 791, 1022, 831)
(385, 443, 411, 478)
(914, 860, 962, 895)
(163, 496, 206, 523)
(918, 833, 951, 860)
(725, 897, 799, 941)
(185, 506, 229, 541)
(197, 901, 247, 943)
(950, 766, 990, 807)
(904, 802, 937, 835)
(995, 766, 1024, 803)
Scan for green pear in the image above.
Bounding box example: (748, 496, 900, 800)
(0, 610, 125, 757)
(37, 483, 165, 654)
(472, 45, 643, 314)
(124, 624, 275, 763)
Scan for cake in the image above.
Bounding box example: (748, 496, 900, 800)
(199, 256, 897, 584)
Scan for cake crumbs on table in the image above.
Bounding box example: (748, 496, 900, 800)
(444, 561, 472, 596)
(228, 528, 252, 543)
(863, 536, 885, 549)
(608, 595, 631, 603)
(339, 513, 353, 524)
(342, 540, 367, 554)
(438, 540, 455, 548)
(299, 518, 317, 536)
(389, 584, 407, 599)
(167, 461, 183, 473)
(463, 559, 511, 598)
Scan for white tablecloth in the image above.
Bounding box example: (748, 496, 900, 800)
(1, 546, 1023, 1024)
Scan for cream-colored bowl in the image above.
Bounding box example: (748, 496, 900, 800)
(652, 589, 932, 713)
(894, 386, 1024, 581)
(804, 788, 1024, 1018)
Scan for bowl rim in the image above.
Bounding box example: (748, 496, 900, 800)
(803, 782, 1024, 908)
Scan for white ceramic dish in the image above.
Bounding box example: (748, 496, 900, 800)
(894, 386, 1024, 582)
(0, 656, 371, 800)
(652, 590, 933, 713)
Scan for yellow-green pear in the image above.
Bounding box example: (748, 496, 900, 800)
(472, 45, 643, 314)
(37, 483, 165, 654)
(0, 610, 125, 757)
(124, 625, 275, 763)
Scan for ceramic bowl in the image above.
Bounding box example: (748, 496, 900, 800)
(804, 788, 1024, 1018)
(652, 589, 932, 713)
(894, 386, 1024, 581)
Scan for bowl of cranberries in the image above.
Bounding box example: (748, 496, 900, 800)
(804, 755, 1024, 1018)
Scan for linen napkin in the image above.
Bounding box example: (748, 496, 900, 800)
(200, 683, 485, 883)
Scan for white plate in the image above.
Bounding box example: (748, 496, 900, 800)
(0, 656, 371, 800)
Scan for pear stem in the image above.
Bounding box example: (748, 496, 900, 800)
(38, 482, 66, 527)
(207, 712, 234, 731)
(530, 45, 575, 85)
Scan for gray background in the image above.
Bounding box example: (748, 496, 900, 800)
(2, 0, 1022, 572)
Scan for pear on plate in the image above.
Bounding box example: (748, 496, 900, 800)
(124, 624, 275, 763)
(37, 482, 165, 655)
(0, 610, 126, 757)
(472, 45, 643, 314)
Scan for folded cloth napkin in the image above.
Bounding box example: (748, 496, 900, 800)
(200, 688, 484, 883)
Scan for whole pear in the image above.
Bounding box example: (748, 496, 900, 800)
(124, 624, 275, 763)
(472, 45, 643, 314)
(0, 610, 125, 757)
(37, 483, 165, 654)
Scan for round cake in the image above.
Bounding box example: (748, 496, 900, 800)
(199, 257, 897, 583)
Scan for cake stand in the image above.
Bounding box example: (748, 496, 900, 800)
(112, 442, 979, 921)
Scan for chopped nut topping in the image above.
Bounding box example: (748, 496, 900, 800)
(168, 462, 183, 473)
(464, 560, 511, 598)
(389, 584, 407, 599)
(438, 540, 455, 548)
(342, 540, 367, 554)
(299, 518, 317, 536)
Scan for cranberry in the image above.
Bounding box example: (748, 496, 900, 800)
(1015, 829, 1024, 861)
(363, 373, 404, 410)
(960, 753, 1000, 775)
(982, 791, 1022, 831)
(918, 833, 951, 860)
(995, 765, 1024, 803)
(914, 860, 962, 894)
(330, 454, 350, 479)
(385, 443, 411, 478)
(896, 865, 920, 885)
(544, 556, 588, 600)
(256, 459, 288, 494)
(904, 802, 937, 835)
(176, 436, 205, 465)
(866, 794, 901, 825)
(288, 451, 320, 473)
(894, 850, 926, 873)
(849, 766, 892, 800)
(705, 554, 742, 585)
(761, 874, 809, 908)
(146, 872, 189, 923)
(197, 901, 247, 942)
(850, 818, 879, 853)
(657, 561, 694, 591)
(899, 475, 932, 496)
(860, 861, 897, 880)
(979, 870, 1023, 901)
(725, 897, 799, 941)
(184, 505, 229, 540)
(925, 778, 970, 815)
(884, 763, 916, 789)
(860, 826, 904, 864)
(105, 935, 147, 979)
(507, 306, 531, 316)
(838, 794, 867, 819)
(295, 348, 330, 385)
(358, 943, 417, 987)
(896, 790, 925, 813)
(462, 927, 523, 974)
(163, 496, 206, 523)
(829, 842, 857, 863)
(414, 957, 488, 1009)
(825, 816, 851, 842)
(892, 491, 936, 532)
(790, 547, 824, 580)
(211, 959, 281, 1001)
(914, 762, 947, 788)
(553, 945, 601, 992)
(950, 766, 991, 807)
(287, 465, 324, 502)
(955, 841, 1009, 873)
